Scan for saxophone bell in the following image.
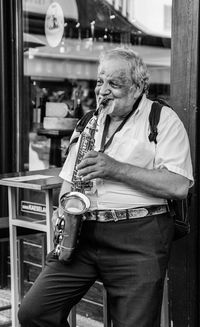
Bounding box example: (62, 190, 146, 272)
(53, 191, 90, 262)
(60, 191, 90, 215)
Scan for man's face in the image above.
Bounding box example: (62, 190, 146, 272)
(95, 58, 138, 118)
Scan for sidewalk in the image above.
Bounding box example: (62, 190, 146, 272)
(0, 289, 11, 326)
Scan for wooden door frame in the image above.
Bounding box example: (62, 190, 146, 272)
(169, 0, 200, 326)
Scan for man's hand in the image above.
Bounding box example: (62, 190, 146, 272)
(77, 150, 118, 181)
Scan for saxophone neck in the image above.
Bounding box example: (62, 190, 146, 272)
(84, 112, 98, 136)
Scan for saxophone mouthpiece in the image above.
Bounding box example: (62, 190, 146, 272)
(96, 98, 109, 115)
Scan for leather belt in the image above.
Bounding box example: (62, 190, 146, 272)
(84, 205, 169, 222)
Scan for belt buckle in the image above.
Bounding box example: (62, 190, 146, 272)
(111, 210, 118, 222)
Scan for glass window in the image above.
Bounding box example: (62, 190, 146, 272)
(22, 0, 171, 172)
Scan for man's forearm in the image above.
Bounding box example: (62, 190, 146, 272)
(77, 150, 190, 200)
(110, 161, 189, 200)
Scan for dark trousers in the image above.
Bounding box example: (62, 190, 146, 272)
(18, 213, 174, 327)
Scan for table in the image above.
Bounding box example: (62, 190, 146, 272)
(0, 168, 62, 327)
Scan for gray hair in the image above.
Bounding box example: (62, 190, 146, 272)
(99, 47, 149, 94)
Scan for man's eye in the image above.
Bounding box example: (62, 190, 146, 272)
(96, 79, 103, 86)
(110, 82, 121, 88)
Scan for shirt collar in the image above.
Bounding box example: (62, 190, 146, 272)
(133, 93, 147, 116)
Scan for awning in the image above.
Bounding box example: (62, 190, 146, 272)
(76, 0, 141, 33)
(24, 0, 169, 47)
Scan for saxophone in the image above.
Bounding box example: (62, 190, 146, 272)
(54, 99, 107, 262)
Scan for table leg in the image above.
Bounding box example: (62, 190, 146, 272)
(103, 287, 112, 327)
(45, 189, 54, 253)
(8, 187, 19, 327)
(161, 273, 169, 327)
(49, 138, 61, 167)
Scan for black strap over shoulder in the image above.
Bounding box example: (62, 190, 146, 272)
(148, 101, 163, 144)
(148, 98, 171, 144)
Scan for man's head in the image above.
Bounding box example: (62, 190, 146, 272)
(95, 47, 149, 118)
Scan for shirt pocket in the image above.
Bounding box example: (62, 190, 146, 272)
(108, 135, 155, 168)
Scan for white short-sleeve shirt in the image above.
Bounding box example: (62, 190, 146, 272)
(60, 95, 194, 210)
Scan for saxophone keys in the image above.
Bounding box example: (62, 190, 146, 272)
(54, 244, 61, 256)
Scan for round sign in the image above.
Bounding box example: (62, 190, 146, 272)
(45, 2, 64, 48)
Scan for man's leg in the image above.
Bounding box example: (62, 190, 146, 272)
(95, 213, 174, 327)
(18, 245, 98, 327)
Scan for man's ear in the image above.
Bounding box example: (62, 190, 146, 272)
(130, 83, 144, 99)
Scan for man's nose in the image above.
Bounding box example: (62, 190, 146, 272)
(99, 82, 111, 95)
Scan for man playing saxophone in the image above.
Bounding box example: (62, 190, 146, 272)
(18, 47, 193, 327)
